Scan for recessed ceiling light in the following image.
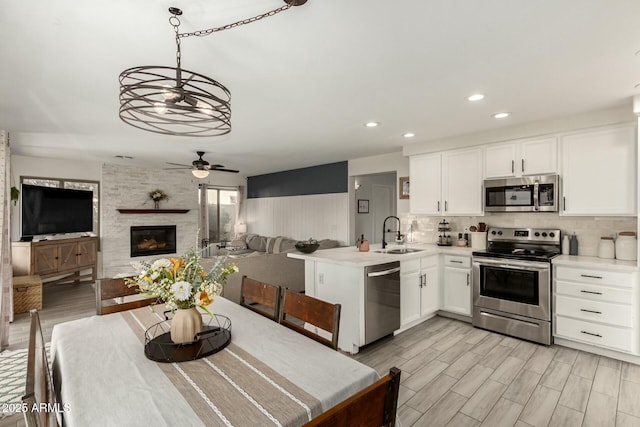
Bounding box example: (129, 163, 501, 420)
(403, 132, 415, 138)
(467, 94, 485, 102)
(365, 121, 379, 128)
(493, 112, 510, 119)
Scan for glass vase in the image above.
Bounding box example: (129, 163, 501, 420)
(154, 200, 160, 209)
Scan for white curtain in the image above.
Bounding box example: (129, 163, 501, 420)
(0, 130, 12, 351)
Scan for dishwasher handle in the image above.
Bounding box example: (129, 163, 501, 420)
(367, 267, 401, 277)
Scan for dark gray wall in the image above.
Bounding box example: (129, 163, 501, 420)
(247, 161, 348, 198)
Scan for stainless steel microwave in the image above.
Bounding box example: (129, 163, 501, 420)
(484, 174, 559, 212)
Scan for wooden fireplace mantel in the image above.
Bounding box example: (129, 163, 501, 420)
(117, 209, 190, 214)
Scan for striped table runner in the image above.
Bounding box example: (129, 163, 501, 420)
(121, 307, 323, 427)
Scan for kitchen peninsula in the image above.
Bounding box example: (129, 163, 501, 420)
(288, 243, 474, 353)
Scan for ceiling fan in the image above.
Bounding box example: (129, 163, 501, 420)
(165, 151, 239, 178)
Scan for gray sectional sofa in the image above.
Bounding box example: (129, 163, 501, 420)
(201, 234, 340, 304)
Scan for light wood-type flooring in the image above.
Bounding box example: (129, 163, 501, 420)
(353, 316, 640, 427)
(5, 282, 640, 426)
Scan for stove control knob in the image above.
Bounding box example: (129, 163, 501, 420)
(534, 232, 540, 237)
(491, 230, 497, 235)
(549, 232, 555, 238)
(497, 231, 503, 236)
(542, 232, 548, 237)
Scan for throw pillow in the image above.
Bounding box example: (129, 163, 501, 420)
(272, 236, 284, 254)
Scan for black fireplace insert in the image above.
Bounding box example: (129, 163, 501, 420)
(131, 225, 177, 257)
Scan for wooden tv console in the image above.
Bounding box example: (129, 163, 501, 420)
(12, 236, 98, 285)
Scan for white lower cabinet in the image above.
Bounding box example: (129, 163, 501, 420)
(442, 255, 472, 316)
(400, 255, 439, 327)
(554, 265, 638, 354)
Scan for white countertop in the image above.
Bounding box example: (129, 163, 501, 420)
(552, 254, 638, 272)
(287, 242, 474, 267)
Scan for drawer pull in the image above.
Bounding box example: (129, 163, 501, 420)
(580, 309, 602, 315)
(580, 331, 602, 338)
(450, 260, 463, 264)
(580, 274, 603, 279)
(580, 290, 603, 295)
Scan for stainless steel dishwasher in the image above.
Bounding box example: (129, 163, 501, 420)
(364, 262, 401, 345)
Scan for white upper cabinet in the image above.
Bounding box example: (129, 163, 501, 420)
(410, 153, 442, 215)
(410, 148, 483, 216)
(485, 137, 557, 178)
(561, 124, 636, 216)
(442, 148, 484, 216)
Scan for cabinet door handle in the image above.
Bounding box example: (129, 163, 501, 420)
(445, 201, 448, 212)
(437, 201, 440, 211)
(563, 196, 566, 212)
(466, 273, 470, 286)
(580, 331, 602, 338)
(450, 260, 463, 264)
(581, 274, 603, 280)
(580, 308, 602, 315)
(511, 160, 514, 174)
(521, 159, 525, 173)
(580, 290, 603, 295)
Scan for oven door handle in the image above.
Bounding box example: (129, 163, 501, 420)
(473, 257, 550, 271)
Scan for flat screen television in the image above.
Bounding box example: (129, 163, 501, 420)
(21, 184, 93, 237)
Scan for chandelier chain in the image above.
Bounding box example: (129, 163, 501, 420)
(176, 4, 292, 39)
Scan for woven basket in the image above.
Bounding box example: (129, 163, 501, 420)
(13, 275, 42, 314)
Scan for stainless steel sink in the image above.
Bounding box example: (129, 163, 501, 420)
(375, 248, 424, 254)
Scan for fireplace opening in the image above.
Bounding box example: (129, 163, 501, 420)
(131, 225, 177, 257)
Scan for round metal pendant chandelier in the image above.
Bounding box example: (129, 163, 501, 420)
(119, 1, 308, 137)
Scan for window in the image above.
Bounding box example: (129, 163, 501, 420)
(200, 187, 238, 243)
(21, 177, 100, 237)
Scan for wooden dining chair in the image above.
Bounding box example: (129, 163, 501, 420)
(22, 309, 58, 427)
(280, 289, 341, 350)
(303, 367, 401, 427)
(240, 275, 282, 321)
(96, 277, 156, 315)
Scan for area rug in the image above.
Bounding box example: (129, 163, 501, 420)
(0, 344, 50, 419)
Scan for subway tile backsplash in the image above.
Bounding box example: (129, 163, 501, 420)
(400, 212, 637, 257)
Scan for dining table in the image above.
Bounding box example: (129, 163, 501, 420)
(50, 296, 379, 427)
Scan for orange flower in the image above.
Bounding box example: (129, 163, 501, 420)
(200, 271, 207, 278)
(170, 258, 184, 275)
(196, 290, 213, 306)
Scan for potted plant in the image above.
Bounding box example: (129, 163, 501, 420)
(10, 186, 19, 206)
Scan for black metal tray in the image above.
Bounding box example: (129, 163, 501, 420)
(144, 314, 231, 363)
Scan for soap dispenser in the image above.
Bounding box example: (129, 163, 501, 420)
(359, 235, 369, 252)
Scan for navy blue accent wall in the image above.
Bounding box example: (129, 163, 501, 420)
(247, 161, 348, 198)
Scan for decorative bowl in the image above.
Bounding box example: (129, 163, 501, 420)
(295, 242, 320, 254)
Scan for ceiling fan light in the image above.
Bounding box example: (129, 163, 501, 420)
(154, 102, 168, 115)
(192, 169, 210, 179)
(161, 85, 179, 101)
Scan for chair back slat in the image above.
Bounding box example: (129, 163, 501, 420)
(280, 290, 341, 350)
(240, 276, 282, 321)
(96, 277, 156, 315)
(303, 367, 401, 427)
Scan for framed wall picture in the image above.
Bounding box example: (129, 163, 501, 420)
(358, 199, 369, 214)
(399, 177, 410, 199)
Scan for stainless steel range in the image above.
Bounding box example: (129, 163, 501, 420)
(472, 227, 561, 345)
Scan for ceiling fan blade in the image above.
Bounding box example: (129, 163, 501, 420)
(163, 167, 191, 170)
(211, 168, 240, 173)
(209, 164, 225, 169)
(166, 162, 192, 167)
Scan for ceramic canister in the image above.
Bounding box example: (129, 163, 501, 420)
(616, 232, 637, 261)
(598, 237, 615, 259)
